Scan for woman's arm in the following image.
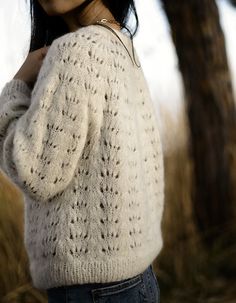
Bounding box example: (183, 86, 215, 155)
(0, 36, 92, 203)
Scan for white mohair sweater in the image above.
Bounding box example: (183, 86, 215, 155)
(0, 25, 165, 290)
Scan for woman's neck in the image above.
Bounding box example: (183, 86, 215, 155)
(61, 0, 121, 32)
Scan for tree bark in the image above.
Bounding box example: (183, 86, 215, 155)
(161, 0, 236, 245)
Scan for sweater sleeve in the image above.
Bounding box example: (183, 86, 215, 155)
(0, 37, 90, 203)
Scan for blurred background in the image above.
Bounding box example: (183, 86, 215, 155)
(0, 0, 236, 302)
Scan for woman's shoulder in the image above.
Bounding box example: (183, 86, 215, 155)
(46, 25, 111, 65)
(51, 25, 132, 54)
(52, 25, 109, 49)
(46, 25, 136, 73)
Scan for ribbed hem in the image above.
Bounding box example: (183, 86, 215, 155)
(1, 79, 32, 98)
(30, 244, 163, 290)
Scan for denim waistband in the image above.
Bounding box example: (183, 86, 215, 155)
(47, 264, 152, 291)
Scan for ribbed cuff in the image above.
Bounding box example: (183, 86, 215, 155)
(1, 79, 32, 98)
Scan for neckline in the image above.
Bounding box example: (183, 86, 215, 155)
(89, 24, 131, 42)
(72, 23, 131, 43)
(73, 24, 140, 67)
(89, 24, 140, 67)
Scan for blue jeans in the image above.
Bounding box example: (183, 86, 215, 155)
(47, 264, 160, 303)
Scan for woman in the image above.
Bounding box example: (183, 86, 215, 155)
(0, 0, 165, 302)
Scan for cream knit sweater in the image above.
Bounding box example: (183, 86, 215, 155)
(0, 25, 165, 290)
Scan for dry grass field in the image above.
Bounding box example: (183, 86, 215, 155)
(0, 103, 235, 303)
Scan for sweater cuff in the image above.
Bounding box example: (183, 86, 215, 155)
(1, 79, 32, 98)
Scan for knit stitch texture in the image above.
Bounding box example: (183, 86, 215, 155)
(0, 25, 165, 290)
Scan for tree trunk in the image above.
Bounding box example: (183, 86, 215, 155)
(161, 0, 236, 245)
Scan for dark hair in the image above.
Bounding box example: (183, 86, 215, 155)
(29, 0, 139, 52)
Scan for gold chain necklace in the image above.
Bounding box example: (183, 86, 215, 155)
(97, 18, 121, 29)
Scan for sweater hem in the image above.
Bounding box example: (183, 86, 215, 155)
(30, 245, 163, 290)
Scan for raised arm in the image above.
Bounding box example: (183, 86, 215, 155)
(0, 35, 93, 203)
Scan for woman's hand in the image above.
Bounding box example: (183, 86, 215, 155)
(13, 46, 50, 89)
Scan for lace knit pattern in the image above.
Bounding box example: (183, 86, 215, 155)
(0, 25, 165, 290)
